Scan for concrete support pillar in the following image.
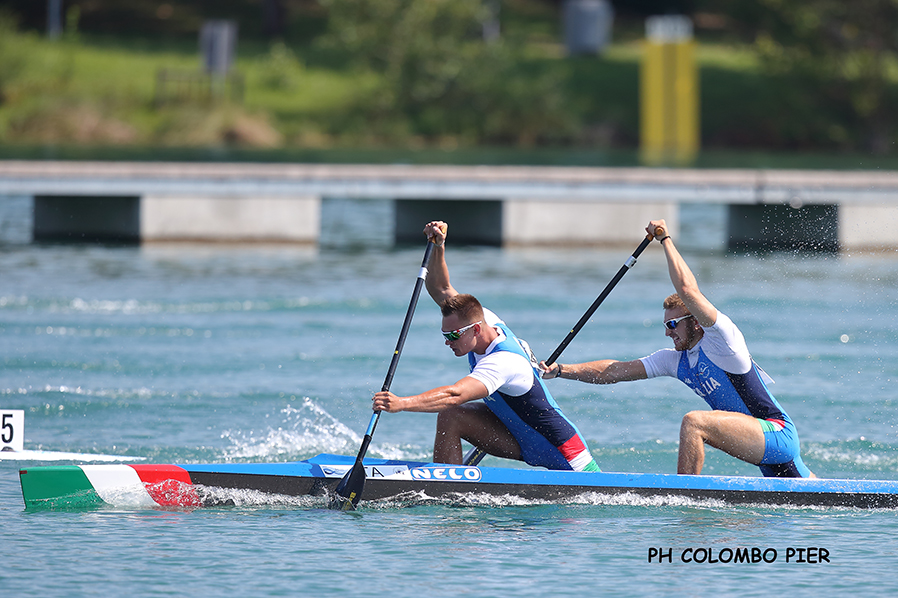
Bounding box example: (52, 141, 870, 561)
(839, 205, 898, 251)
(727, 204, 838, 251)
(33, 196, 141, 243)
(395, 199, 502, 246)
(503, 200, 678, 247)
(141, 196, 320, 243)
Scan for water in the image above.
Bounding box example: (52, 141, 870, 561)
(2, 198, 898, 596)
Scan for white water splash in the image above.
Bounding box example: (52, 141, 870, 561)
(220, 397, 362, 460)
(219, 397, 432, 462)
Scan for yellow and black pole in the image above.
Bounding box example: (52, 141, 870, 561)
(640, 15, 698, 165)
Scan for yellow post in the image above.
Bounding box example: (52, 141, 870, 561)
(640, 16, 698, 165)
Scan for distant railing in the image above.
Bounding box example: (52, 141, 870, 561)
(153, 69, 244, 107)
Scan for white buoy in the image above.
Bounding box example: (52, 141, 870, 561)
(0, 408, 143, 461)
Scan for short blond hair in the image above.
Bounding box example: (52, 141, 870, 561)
(663, 293, 687, 312)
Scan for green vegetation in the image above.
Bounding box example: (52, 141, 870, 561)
(1, 0, 897, 165)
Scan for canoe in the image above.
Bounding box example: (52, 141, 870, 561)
(18, 452, 898, 509)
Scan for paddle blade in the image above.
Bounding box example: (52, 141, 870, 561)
(329, 460, 366, 511)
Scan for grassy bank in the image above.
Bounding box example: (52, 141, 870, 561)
(0, 8, 896, 166)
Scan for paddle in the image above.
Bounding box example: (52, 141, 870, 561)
(463, 230, 659, 467)
(329, 240, 436, 510)
(543, 230, 658, 367)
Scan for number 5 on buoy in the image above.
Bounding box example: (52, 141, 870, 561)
(1, 410, 24, 452)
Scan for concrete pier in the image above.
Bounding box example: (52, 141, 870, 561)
(2, 161, 898, 250)
(501, 200, 677, 247)
(141, 195, 319, 243)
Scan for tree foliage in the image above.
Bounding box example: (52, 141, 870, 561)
(0, 10, 27, 103)
(317, 0, 572, 145)
(709, 0, 898, 151)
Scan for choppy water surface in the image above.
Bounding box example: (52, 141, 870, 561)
(2, 199, 898, 597)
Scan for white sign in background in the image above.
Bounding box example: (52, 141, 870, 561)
(1, 410, 24, 452)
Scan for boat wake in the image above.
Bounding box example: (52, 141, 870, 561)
(358, 491, 887, 512)
(358, 490, 731, 510)
(193, 485, 323, 509)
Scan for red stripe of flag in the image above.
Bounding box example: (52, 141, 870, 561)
(130, 465, 202, 507)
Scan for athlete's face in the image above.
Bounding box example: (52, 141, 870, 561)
(663, 308, 700, 351)
(441, 313, 480, 357)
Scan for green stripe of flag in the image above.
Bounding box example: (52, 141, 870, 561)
(19, 466, 105, 509)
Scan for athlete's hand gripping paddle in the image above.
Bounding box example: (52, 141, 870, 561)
(329, 241, 435, 510)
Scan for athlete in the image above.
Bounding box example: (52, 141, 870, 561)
(372, 220, 599, 472)
(541, 219, 814, 478)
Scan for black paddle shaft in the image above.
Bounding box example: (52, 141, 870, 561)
(370, 240, 435, 434)
(464, 233, 656, 468)
(331, 241, 435, 509)
(544, 233, 654, 366)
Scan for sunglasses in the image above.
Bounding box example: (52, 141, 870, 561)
(664, 314, 694, 330)
(441, 320, 482, 341)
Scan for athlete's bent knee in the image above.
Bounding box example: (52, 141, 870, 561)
(680, 411, 706, 433)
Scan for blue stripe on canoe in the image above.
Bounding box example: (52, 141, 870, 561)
(176, 453, 898, 496)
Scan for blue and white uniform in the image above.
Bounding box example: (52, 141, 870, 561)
(640, 312, 811, 478)
(467, 309, 599, 472)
